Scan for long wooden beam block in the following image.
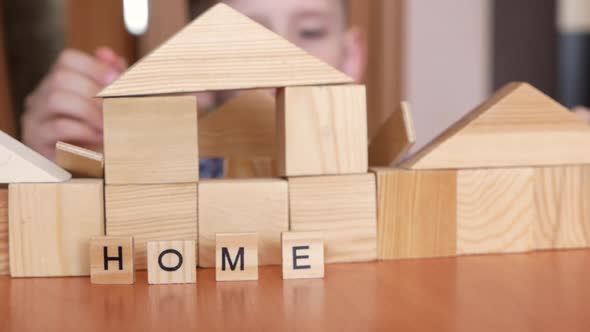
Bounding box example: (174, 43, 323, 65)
(0, 187, 7, 275)
(55, 141, 104, 178)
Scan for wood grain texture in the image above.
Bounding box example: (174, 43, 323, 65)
(105, 184, 198, 269)
(403, 82, 590, 169)
(199, 91, 275, 158)
(281, 232, 325, 280)
(103, 96, 199, 184)
(0, 188, 7, 275)
(98, 3, 352, 97)
(147, 240, 196, 285)
(198, 179, 288, 267)
(90, 236, 135, 284)
(288, 174, 377, 263)
(215, 233, 258, 281)
(534, 166, 590, 250)
(9, 180, 104, 277)
(0, 131, 71, 183)
(457, 168, 535, 255)
(369, 102, 415, 167)
(373, 168, 457, 260)
(55, 141, 103, 178)
(223, 158, 277, 179)
(277, 85, 368, 177)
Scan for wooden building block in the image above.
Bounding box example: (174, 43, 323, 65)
(55, 141, 104, 178)
(106, 184, 197, 269)
(103, 96, 199, 184)
(9, 179, 104, 277)
(373, 168, 457, 260)
(147, 240, 196, 285)
(90, 236, 135, 284)
(402, 83, 590, 169)
(216, 233, 258, 281)
(199, 91, 275, 159)
(369, 102, 416, 167)
(276, 85, 368, 177)
(223, 158, 277, 179)
(457, 168, 535, 255)
(281, 232, 324, 280)
(288, 174, 377, 263)
(0, 187, 8, 275)
(98, 4, 352, 97)
(534, 166, 590, 250)
(0, 130, 71, 183)
(198, 179, 288, 267)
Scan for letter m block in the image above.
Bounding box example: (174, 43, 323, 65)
(216, 233, 258, 281)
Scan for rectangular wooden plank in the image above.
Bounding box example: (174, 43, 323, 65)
(0, 187, 8, 275)
(216, 233, 258, 282)
(147, 240, 196, 285)
(90, 236, 135, 284)
(373, 168, 457, 260)
(55, 141, 104, 178)
(105, 184, 197, 269)
(281, 232, 325, 280)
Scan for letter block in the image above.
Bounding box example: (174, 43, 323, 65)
(90, 236, 135, 284)
(216, 233, 258, 281)
(147, 240, 196, 285)
(281, 232, 324, 280)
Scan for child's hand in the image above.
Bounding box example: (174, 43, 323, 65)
(573, 106, 590, 124)
(21, 47, 127, 159)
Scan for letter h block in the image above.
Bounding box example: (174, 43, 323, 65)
(90, 236, 135, 284)
(216, 233, 258, 281)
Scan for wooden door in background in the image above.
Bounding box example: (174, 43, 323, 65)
(0, 5, 15, 137)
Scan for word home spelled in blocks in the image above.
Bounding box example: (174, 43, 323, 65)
(103, 96, 199, 184)
(106, 184, 198, 269)
(90, 236, 135, 284)
(276, 85, 368, 177)
(288, 174, 377, 263)
(9, 179, 104, 277)
(147, 240, 196, 285)
(216, 233, 258, 281)
(198, 179, 288, 267)
(282, 232, 324, 280)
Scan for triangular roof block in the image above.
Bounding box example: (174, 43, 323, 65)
(402, 82, 590, 169)
(99, 3, 353, 97)
(0, 131, 71, 183)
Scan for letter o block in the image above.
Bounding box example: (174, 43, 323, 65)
(281, 232, 324, 279)
(216, 233, 258, 281)
(147, 240, 196, 285)
(90, 236, 135, 284)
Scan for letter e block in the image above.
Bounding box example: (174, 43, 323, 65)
(282, 232, 324, 280)
(147, 240, 196, 285)
(216, 233, 258, 281)
(90, 236, 135, 284)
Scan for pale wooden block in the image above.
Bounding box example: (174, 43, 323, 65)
(281, 232, 324, 280)
(216, 233, 258, 281)
(105, 184, 197, 269)
(9, 179, 104, 277)
(0, 187, 8, 275)
(457, 168, 535, 255)
(288, 174, 377, 263)
(373, 168, 457, 260)
(199, 91, 275, 159)
(403, 83, 590, 169)
(0, 131, 71, 183)
(55, 141, 103, 178)
(223, 158, 277, 179)
(276, 85, 368, 177)
(98, 4, 352, 98)
(90, 236, 135, 284)
(369, 102, 416, 167)
(198, 179, 288, 267)
(147, 240, 196, 285)
(103, 96, 199, 184)
(534, 166, 590, 250)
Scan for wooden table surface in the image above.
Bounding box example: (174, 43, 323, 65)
(1, 250, 589, 332)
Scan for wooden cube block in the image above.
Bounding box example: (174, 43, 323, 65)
(534, 166, 590, 250)
(198, 179, 288, 267)
(216, 233, 258, 281)
(276, 85, 368, 177)
(55, 141, 104, 178)
(9, 179, 104, 277)
(457, 168, 535, 255)
(288, 174, 377, 263)
(106, 184, 197, 269)
(281, 232, 324, 280)
(103, 96, 199, 184)
(373, 168, 457, 260)
(90, 236, 135, 284)
(147, 240, 196, 285)
(0, 187, 8, 276)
